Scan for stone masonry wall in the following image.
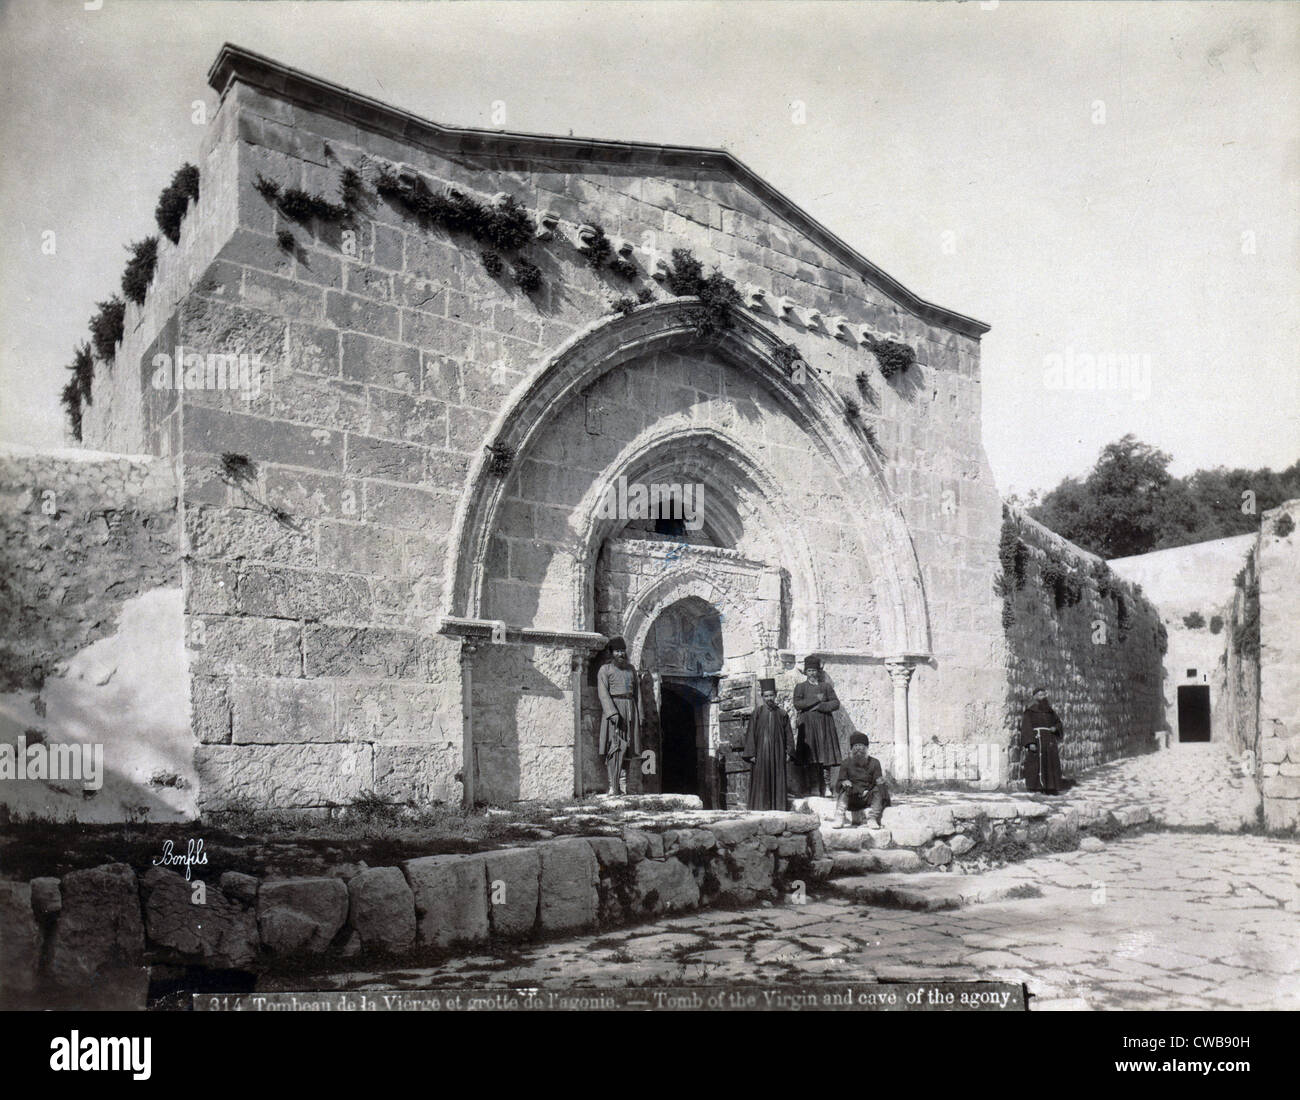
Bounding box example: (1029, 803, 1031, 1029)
(1257, 501, 1300, 829)
(73, 57, 1008, 808)
(0, 450, 192, 821)
(1000, 507, 1165, 781)
(1215, 544, 1259, 767)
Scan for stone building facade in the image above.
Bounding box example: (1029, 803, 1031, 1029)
(4, 45, 1170, 818)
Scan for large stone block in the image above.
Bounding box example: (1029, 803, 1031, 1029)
(880, 805, 955, 848)
(537, 838, 599, 934)
(142, 867, 259, 968)
(0, 882, 39, 993)
(403, 854, 489, 947)
(482, 848, 541, 938)
(303, 624, 428, 678)
(189, 614, 302, 679)
(184, 406, 343, 474)
(186, 504, 315, 569)
(340, 332, 420, 392)
(373, 743, 462, 804)
(47, 864, 146, 987)
(231, 677, 335, 743)
(630, 858, 700, 918)
(257, 878, 349, 954)
(346, 434, 424, 485)
(236, 565, 371, 622)
(347, 866, 416, 952)
(708, 818, 764, 846)
(196, 743, 374, 810)
(715, 838, 775, 902)
(318, 520, 403, 576)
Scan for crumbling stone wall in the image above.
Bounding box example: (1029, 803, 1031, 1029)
(1215, 546, 1259, 765)
(999, 507, 1165, 781)
(0, 450, 191, 821)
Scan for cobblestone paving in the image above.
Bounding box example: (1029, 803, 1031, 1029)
(1054, 741, 1261, 830)
(286, 833, 1298, 1010)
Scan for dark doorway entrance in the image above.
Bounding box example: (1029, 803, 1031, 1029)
(660, 681, 708, 797)
(1177, 685, 1211, 742)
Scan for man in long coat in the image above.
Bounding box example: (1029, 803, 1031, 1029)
(597, 637, 641, 796)
(792, 656, 841, 797)
(743, 678, 793, 810)
(1020, 686, 1064, 794)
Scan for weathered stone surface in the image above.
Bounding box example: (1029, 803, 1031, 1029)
(585, 837, 629, 867)
(0, 882, 39, 993)
(220, 871, 259, 904)
(776, 834, 809, 857)
(924, 841, 953, 866)
(347, 866, 416, 951)
(403, 854, 489, 946)
(709, 818, 764, 846)
(1079, 836, 1105, 852)
(662, 828, 716, 855)
(872, 849, 925, 873)
(47, 864, 146, 986)
(197, 743, 375, 810)
(630, 857, 700, 917)
(30, 877, 61, 918)
(143, 867, 259, 968)
(483, 847, 540, 937)
(880, 805, 955, 848)
(537, 838, 600, 933)
(716, 838, 776, 902)
(257, 877, 349, 954)
(949, 834, 976, 856)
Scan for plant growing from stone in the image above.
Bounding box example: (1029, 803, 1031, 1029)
(772, 341, 802, 376)
(1275, 513, 1295, 538)
(663, 249, 742, 339)
(59, 377, 83, 441)
(120, 236, 159, 306)
(1182, 610, 1206, 629)
(486, 443, 514, 478)
(841, 392, 861, 418)
(583, 223, 614, 269)
(480, 249, 504, 276)
(89, 296, 126, 363)
(338, 166, 365, 211)
(513, 258, 543, 293)
(154, 163, 200, 245)
(636, 287, 654, 304)
(863, 332, 916, 379)
(1209, 614, 1224, 634)
(608, 255, 637, 280)
(611, 296, 637, 316)
(276, 229, 296, 252)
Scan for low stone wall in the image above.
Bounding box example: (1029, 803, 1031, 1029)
(0, 810, 824, 1007)
(1257, 502, 1300, 830)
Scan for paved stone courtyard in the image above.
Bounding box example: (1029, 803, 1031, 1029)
(263, 746, 1294, 1011)
(275, 832, 1297, 1010)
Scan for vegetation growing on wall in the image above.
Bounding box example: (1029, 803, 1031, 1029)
(663, 248, 742, 339)
(862, 332, 916, 379)
(1275, 513, 1295, 538)
(1182, 610, 1206, 629)
(120, 237, 160, 306)
(154, 163, 200, 245)
(486, 443, 514, 478)
(582, 223, 614, 269)
(1234, 575, 1260, 660)
(89, 297, 126, 363)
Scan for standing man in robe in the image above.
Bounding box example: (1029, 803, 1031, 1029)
(742, 678, 793, 810)
(597, 637, 641, 796)
(1020, 685, 1064, 794)
(793, 657, 841, 797)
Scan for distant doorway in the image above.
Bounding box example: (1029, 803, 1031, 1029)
(660, 680, 709, 797)
(1177, 685, 1211, 742)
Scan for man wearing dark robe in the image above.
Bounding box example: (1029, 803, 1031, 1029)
(597, 637, 641, 796)
(792, 656, 841, 797)
(1020, 686, 1064, 794)
(742, 678, 793, 811)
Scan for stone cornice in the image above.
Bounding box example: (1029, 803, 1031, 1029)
(206, 43, 990, 340)
(439, 616, 608, 651)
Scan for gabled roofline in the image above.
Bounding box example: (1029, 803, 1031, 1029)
(207, 43, 991, 339)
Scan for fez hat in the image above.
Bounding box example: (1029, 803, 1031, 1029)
(607, 636, 627, 652)
(849, 733, 869, 749)
(803, 656, 822, 671)
(1032, 685, 1048, 694)
(758, 678, 777, 693)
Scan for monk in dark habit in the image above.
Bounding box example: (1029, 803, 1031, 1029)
(1020, 686, 1064, 794)
(793, 656, 841, 797)
(597, 637, 641, 796)
(743, 678, 793, 810)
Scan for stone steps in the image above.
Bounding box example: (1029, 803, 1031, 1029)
(826, 868, 1054, 911)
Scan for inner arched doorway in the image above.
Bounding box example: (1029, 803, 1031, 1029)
(641, 597, 723, 803)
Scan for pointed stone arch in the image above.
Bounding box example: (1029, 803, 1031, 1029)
(441, 298, 930, 655)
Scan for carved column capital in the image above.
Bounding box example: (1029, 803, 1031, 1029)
(884, 658, 914, 686)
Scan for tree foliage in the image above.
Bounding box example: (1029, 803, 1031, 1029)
(1029, 434, 1300, 559)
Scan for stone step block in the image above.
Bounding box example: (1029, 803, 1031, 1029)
(826, 870, 1042, 911)
(819, 825, 888, 852)
(828, 848, 924, 875)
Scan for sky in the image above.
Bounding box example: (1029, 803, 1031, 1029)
(1, 0, 1296, 497)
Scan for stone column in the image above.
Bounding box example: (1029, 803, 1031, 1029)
(571, 652, 587, 798)
(460, 642, 478, 809)
(885, 659, 914, 783)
